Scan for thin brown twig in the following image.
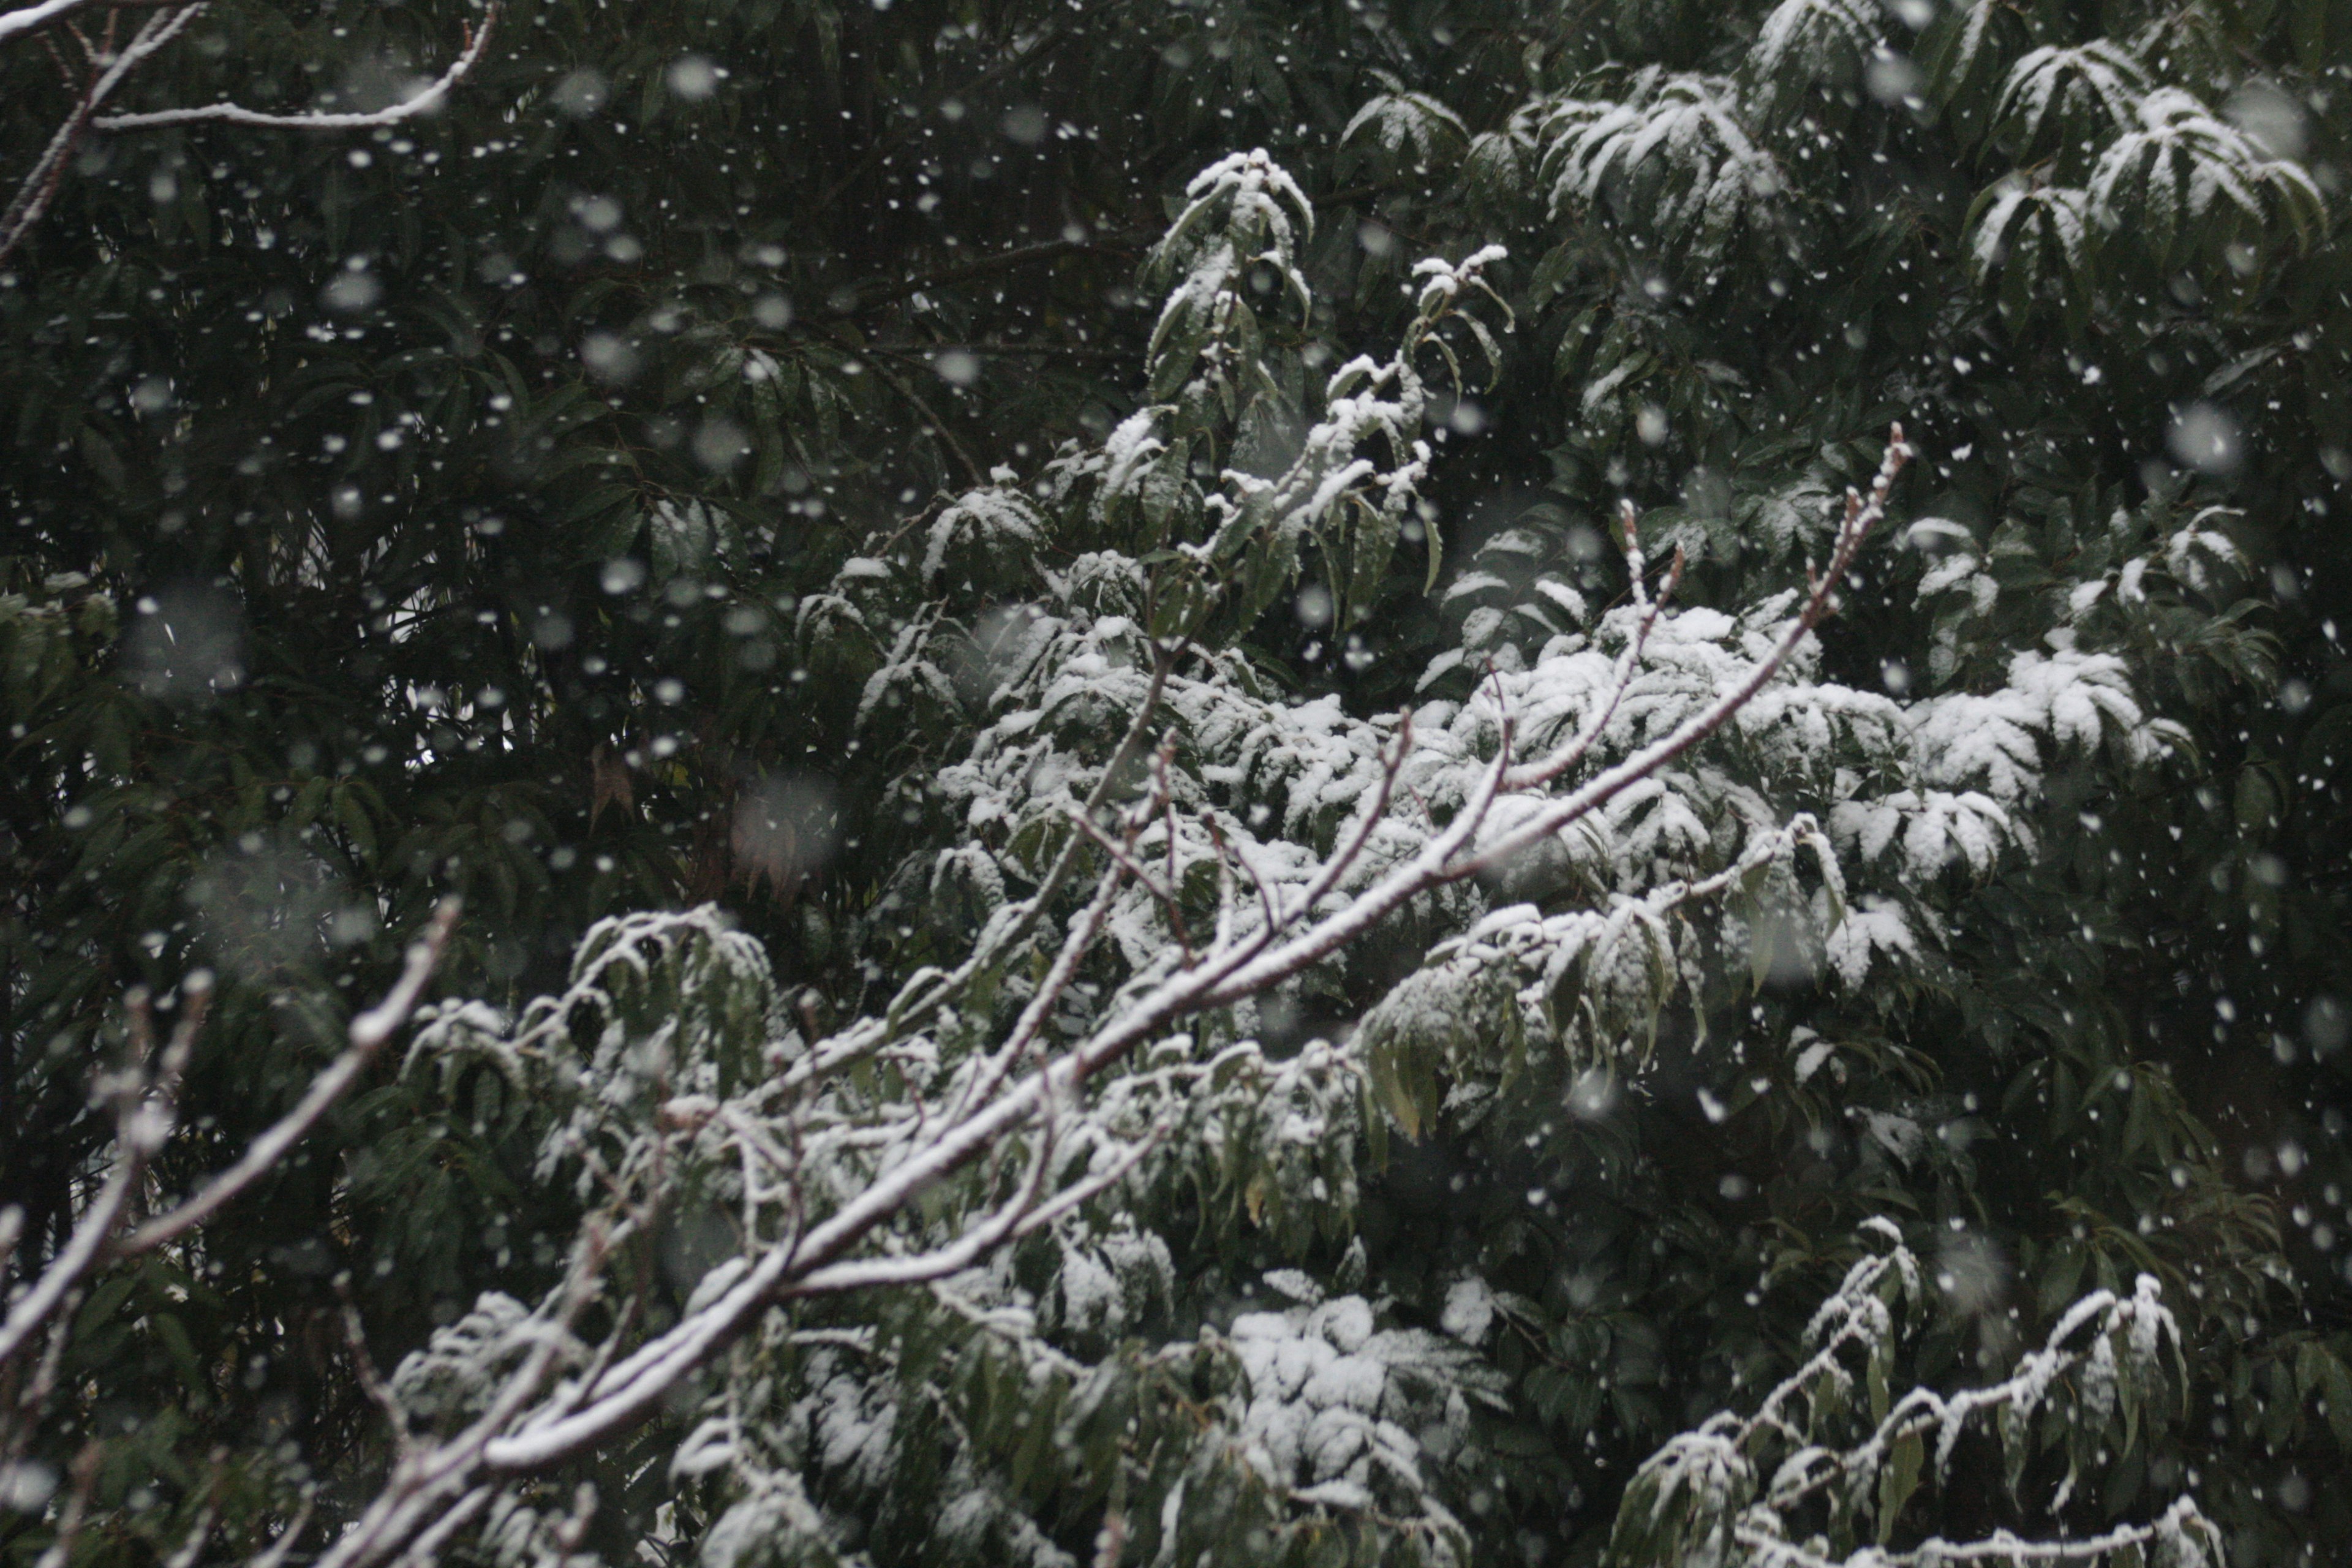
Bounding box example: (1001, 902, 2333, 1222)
(0, 5, 202, 264)
(246, 1494, 315, 1568)
(335, 1275, 412, 1451)
(839, 232, 1156, 317)
(114, 898, 459, 1258)
(159, 1496, 219, 1568)
(29, 1441, 100, 1568)
(861, 352, 987, 487)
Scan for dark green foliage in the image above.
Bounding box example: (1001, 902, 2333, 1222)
(2, 0, 2348, 1564)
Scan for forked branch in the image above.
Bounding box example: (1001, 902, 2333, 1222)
(0, 902, 459, 1443)
(371, 429, 1920, 1517)
(0, 2, 502, 264)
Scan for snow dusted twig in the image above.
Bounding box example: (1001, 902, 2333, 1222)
(91, 3, 498, 129)
(243, 1497, 315, 1568)
(1501, 504, 1683, 792)
(0, 0, 97, 46)
(787, 1129, 1058, 1297)
(0, 0, 173, 47)
(952, 770, 1170, 1123)
(113, 899, 459, 1257)
(29, 1443, 100, 1568)
(157, 1496, 218, 1568)
(0, 4, 202, 263)
(1732, 1499, 2217, 1568)
(777, 643, 1180, 1099)
(281, 158, 1936, 1563)
(309, 1216, 619, 1568)
(1457, 429, 1907, 879)
(0, 971, 207, 1370)
(0, 902, 458, 1562)
(0, 2, 500, 264)
(1612, 1223, 2213, 1568)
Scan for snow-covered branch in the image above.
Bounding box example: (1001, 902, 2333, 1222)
(0, 0, 104, 47)
(15, 122, 2211, 1567)
(111, 899, 459, 1256)
(0, 902, 459, 1529)
(295, 408, 1915, 1564)
(0, 3, 202, 262)
(92, 5, 497, 129)
(0, 1, 500, 263)
(246, 151, 1986, 1566)
(1611, 1221, 2218, 1568)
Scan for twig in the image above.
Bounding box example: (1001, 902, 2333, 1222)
(246, 1495, 316, 1568)
(29, 1442, 99, 1568)
(335, 1276, 412, 1451)
(779, 641, 1177, 1095)
(92, 4, 500, 129)
(159, 1497, 219, 1568)
(470, 433, 1911, 1487)
(840, 232, 1156, 317)
(862, 353, 987, 487)
(0, 5, 202, 265)
(1, 2, 499, 265)
(0, 0, 99, 47)
(114, 898, 460, 1257)
(0, 971, 210, 1368)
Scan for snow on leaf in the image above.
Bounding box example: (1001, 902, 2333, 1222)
(1537, 70, 1787, 263)
(921, 486, 1044, 586)
(1341, 88, 1469, 175)
(1744, 0, 1883, 127)
(1992, 40, 2149, 151)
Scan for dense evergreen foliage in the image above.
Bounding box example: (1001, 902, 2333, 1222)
(2, 1, 2348, 1566)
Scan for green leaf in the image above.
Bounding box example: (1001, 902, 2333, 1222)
(1877, 1427, 1924, 1544)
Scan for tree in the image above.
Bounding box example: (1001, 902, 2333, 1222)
(2, 1, 2346, 1567)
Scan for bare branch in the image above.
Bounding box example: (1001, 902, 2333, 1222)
(91, 4, 500, 129)
(245, 1496, 315, 1568)
(783, 1107, 1061, 1298)
(1070, 810, 1180, 911)
(0, 6, 204, 263)
(29, 1442, 99, 1568)
(336, 1276, 412, 1452)
(1194, 710, 1515, 1008)
(1502, 521, 1681, 793)
(384, 1487, 492, 1568)
(781, 642, 1178, 1095)
(1280, 710, 1413, 921)
(0, 974, 211, 1368)
(159, 1498, 218, 1568)
(1453, 426, 1909, 880)
(3, 2, 498, 263)
(1006, 1123, 1163, 1240)
(114, 898, 459, 1258)
(948, 812, 1139, 1129)
(0, 894, 451, 1476)
(0, 0, 99, 47)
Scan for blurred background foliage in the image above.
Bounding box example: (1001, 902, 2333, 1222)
(1, 0, 2347, 1563)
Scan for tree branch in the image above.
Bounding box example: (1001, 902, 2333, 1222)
(90, 3, 500, 129)
(113, 898, 459, 1259)
(840, 230, 1156, 317)
(0, 4, 202, 264)
(0, 0, 99, 47)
